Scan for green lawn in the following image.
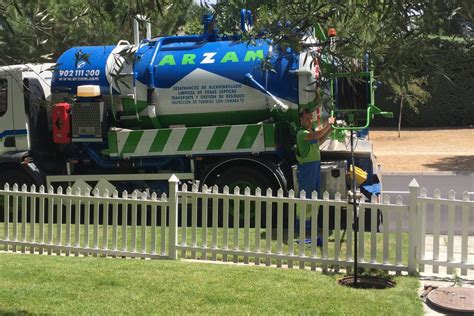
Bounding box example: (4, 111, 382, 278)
(0, 253, 422, 314)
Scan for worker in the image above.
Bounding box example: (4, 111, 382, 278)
(296, 107, 334, 232)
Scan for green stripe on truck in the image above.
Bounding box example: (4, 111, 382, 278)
(237, 125, 261, 149)
(178, 128, 201, 151)
(149, 129, 172, 153)
(207, 126, 231, 150)
(121, 131, 144, 154)
(108, 131, 118, 154)
(263, 124, 275, 148)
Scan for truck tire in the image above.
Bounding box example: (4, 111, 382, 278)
(0, 170, 34, 190)
(206, 166, 281, 228)
(0, 170, 35, 223)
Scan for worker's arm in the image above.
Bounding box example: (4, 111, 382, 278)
(303, 117, 335, 141)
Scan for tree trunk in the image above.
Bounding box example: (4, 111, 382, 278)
(398, 95, 404, 138)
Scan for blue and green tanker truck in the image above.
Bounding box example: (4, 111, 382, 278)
(0, 14, 387, 226)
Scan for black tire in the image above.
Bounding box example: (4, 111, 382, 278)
(0, 169, 34, 190)
(205, 165, 281, 228)
(0, 170, 35, 223)
(212, 166, 278, 195)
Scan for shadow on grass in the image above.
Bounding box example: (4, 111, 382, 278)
(423, 155, 474, 173)
(0, 311, 33, 315)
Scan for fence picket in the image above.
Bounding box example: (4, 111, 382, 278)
(112, 190, 119, 252)
(255, 188, 262, 266)
(222, 186, 229, 262)
(168, 175, 179, 260)
(131, 190, 138, 253)
(74, 187, 81, 256)
(30, 185, 37, 254)
(191, 184, 198, 259)
(12, 184, 19, 253)
(345, 196, 353, 273)
(287, 190, 295, 269)
(310, 192, 318, 271)
(322, 191, 329, 272)
(232, 186, 240, 264)
(65, 186, 72, 256)
(121, 190, 128, 253)
(56, 186, 63, 256)
(333, 193, 342, 272)
(358, 207, 365, 263)
(408, 179, 419, 274)
(160, 193, 167, 256)
(418, 188, 428, 272)
(100, 190, 109, 253)
(202, 184, 209, 261)
(21, 184, 27, 253)
(180, 184, 188, 259)
(84, 188, 91, 256)
(140, 191, 147, 254)
(370, 194, 378, 264)
(266, 188, 273, 267)
(245, 187, 252, 265)
(93, 188, 100, 256)
(298, 190, 306, 269)
(461, 191, 469, 276)
(39, 185, 45, 254)
(433, 189, 441, 274)
(3, 184, 10, 251)
(382, 195, 390, 264)
(47, 185, 53, 255)
(447, 190, 455, 275)
(275, 189, 283, 267)
(150, 192, 157, 255)
(396, 196, 403, 269)
(212, 185, 219, 262)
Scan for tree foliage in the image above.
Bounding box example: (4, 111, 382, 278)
(0, 0, 472, 129)
(0, 0, 193, 64)
(202, 0, 472, 131)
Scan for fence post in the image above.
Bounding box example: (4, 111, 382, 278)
(408, 179, 419, 274)
(168, 175, 179, 260)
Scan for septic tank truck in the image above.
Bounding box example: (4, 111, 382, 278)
(0, 13, 385, 208)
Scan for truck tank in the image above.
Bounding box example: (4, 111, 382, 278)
(51, 37, 317, 129)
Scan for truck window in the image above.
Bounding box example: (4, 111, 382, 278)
(0, 79, 7, 117)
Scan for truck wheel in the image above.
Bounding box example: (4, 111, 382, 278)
(0, 170, 35, 223)
(0, 170, 34, 190)
(206, 166, 281, 228)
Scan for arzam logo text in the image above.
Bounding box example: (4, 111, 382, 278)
(157, 50, 264, 66)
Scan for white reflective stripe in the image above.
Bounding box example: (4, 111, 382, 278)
(162, 128, 186, 154)
(193, 127, 214, 151)
(136, 130, 156, 154)
(222, 125, 245, 151)
(251, 125, 265, 151)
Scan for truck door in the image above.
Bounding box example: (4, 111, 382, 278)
(0, 74, 17, 155)
(0, 72, 28, 155)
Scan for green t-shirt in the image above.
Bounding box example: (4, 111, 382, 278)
(296, 129, 321, 164)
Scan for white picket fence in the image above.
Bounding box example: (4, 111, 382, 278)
(0, 176, 473, 276)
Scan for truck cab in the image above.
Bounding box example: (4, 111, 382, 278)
(0, 64, 54, 188)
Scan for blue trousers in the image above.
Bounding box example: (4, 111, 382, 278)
(297, 160, 321, 199)
(296, 160, 321, 230)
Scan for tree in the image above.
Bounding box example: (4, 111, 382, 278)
(202, 0, 472, 133)
(0, 0, 193, 64)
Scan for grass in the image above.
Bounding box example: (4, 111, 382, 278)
(0, 253, 423, 314)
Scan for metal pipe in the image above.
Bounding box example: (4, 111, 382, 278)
(133, 19, 140, 47)
(146, 21, 151, 39)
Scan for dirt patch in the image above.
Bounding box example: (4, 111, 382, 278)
(369, 128, 474, 172)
